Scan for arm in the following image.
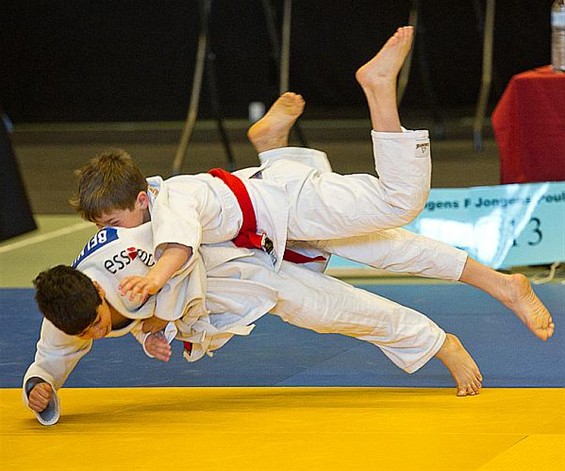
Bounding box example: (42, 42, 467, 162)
(118, 243, 192, 303)
(125, 177, 208, 328)
(22, 319, 93, 425)
(119, 235, 206, 334)
(119, 242, 192, 334)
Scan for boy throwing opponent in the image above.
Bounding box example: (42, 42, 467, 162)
(72, 27, 431, 296)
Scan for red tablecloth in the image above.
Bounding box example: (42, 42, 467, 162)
(492, 66, 565, 184)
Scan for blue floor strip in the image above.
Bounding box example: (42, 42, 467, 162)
(1, 284, 563, 388)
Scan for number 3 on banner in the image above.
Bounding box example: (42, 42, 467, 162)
(512, 217, 543, 247)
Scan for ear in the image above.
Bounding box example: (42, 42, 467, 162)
(92, 280, 105, 298)
(136, 191, 149, 210)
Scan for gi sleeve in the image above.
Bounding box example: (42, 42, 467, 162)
(22, 319, 93, 425)
(153, 254, 208, 322)
(151, 184, 202, 259)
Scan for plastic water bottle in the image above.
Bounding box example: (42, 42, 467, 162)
(552, 0, 565, 72)
(248, 101, 265, 123)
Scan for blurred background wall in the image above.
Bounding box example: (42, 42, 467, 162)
(0, 0, 555, 123)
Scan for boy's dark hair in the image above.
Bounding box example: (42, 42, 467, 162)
(33, 265, 102, 336)
(69, 149, 148, 222)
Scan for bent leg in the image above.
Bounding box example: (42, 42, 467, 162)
(253, 27, 430, 239)
(268, 140, 430, 240)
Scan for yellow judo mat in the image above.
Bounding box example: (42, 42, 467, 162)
(2, 387, 564, 471)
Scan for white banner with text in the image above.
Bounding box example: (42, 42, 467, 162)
(328, 181, 565, 271)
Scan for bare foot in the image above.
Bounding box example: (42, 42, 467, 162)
(247, 92, 305, 153)
(500, 274, 555, 341)
(355, 26, 414, 91)
(435, 333, 483, 397)
(354, 26, 414, 132)
(459, 258, 555, 342)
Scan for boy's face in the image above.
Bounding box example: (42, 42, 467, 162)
(94, 192, 150, 229)
(94, 207, 146, 229)
(77, 301, 112, 339)
(77, 283, 112, 340)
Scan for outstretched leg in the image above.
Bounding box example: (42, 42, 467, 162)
(247, 92, 305, 153)
(313, 231, 555, 342)
(460, 258, 555, 341)
(434, 333, 483, 396)
(355, 26, 414, 132)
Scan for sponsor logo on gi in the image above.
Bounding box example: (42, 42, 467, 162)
(104, 246, 155, 274)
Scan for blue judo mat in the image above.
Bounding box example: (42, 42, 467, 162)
(1, 284, 563, 389)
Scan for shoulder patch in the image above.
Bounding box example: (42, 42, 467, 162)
(72, 227, 119, 268)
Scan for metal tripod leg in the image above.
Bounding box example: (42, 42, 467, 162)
(473, 0, 495, 152)
(397, 0, 419, 106)
(206, 52, 236, 171)
(416, 15, 445, 137)
(172, 0, 235, 175)
(172, 0, 210, 175)
(398, 1, 445, 137)
(261, 0, 308, 147)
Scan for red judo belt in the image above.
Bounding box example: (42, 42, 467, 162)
(208, 168, 327, 264)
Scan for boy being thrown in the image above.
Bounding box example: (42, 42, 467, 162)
(71, 26, 553, 344)
(25, 221, 483, 425)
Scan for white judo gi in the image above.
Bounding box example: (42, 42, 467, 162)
(23, 222, 448, 425)
(148, 129, 432, 270)
(148, 129, 467, 283)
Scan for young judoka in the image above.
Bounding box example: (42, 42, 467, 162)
(24, 222, 484, 426)
(71, 27, 430, 298)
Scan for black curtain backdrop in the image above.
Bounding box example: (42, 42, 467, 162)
(0, 0, 554, 123)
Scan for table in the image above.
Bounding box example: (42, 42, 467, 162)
(491, 66, 565, 184)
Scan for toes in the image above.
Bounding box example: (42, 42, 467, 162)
(460, 387, 478, 397)
(456, 386, 475, 397)
(457, 380, 482, 397)
(457, 387, 468, 397)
